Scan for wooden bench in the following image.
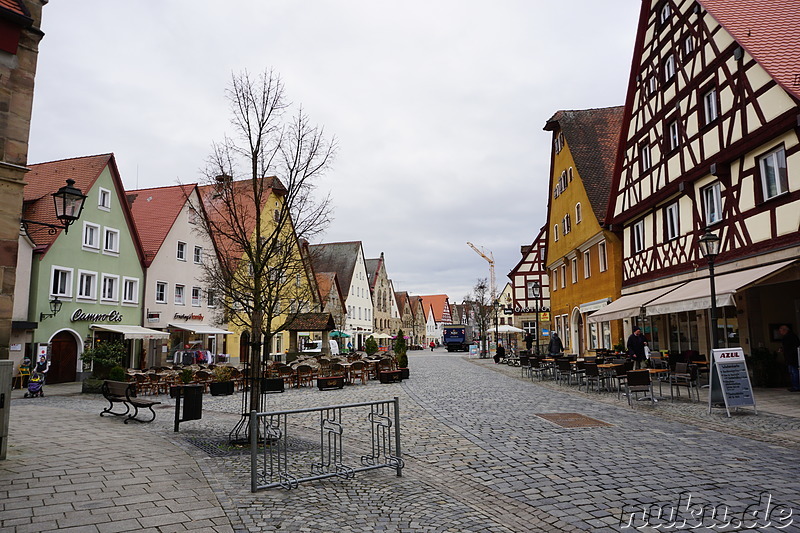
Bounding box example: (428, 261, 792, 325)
(101, 380, 161, 424)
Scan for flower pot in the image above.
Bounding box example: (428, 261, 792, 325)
(400, 367, 409, 380)
(209, 381, 235, 396)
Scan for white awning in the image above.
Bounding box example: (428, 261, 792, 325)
(169, 323, 234, 335)
(586, 285, 683, 324)
(645, 260, 795, 316)
(91, 324, 170, 340)
(579, 298, 611, 314)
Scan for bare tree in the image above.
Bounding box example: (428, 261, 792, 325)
(195, 69, 335, 441)
(464, 279, 493, 358)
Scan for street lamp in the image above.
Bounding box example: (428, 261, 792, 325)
(39, 296, 62, 321)
(22, 179, 87, 235)
(493, 299, 500, 351)
(698, 227, 721, 350)
(532, 281, 541, 356)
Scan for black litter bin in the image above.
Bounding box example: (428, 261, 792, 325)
(173, 384, 203, 432)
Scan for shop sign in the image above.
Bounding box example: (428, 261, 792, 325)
(514, 306, 550, 314)
(538, 312, 551, 322)
(174, 313, 204, 321)
(71, 309, 124, 323)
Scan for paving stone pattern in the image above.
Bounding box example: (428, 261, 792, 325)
(1, 352, 799, 532)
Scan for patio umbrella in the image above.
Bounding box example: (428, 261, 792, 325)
(330, 330, 350, 338)
(496, 324, 524, 333)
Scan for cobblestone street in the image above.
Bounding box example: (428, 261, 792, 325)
(2, 351, 800, 532)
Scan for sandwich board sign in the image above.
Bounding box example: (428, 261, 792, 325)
(708, 347, 756, 418)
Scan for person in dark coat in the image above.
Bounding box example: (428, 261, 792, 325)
(524, 333, 534, 353)
(494, 343, 505, 364)
(778, 324, 800, 391)
(547, 333, 563, 356)
(627, 327, 648, 369)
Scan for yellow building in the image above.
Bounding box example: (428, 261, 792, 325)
(543, 107, 626, 355)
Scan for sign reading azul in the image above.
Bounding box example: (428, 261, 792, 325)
(174, 313, 204, 321)
(71, 309, 124, 323)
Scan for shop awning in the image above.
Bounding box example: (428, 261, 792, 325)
(169, 323, 234, 335)
(90, 324, 171, 340)
(586, 285, 683, 323)
(645, 260, 795, 316)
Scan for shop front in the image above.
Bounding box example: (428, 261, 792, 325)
(168, 322, 234, 365)
(88, 324, 171, 372)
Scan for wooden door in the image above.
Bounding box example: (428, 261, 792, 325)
(48, 331, 78, 384)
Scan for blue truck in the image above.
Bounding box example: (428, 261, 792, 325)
(443, 325, 472, 352)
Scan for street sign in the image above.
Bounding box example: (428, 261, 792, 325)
(708, 347, 757, 417)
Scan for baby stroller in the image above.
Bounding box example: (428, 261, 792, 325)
(24, 371, 44, 398)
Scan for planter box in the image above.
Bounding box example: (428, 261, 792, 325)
(261, 377, 285, 394)
(399, 368, 409, 380)
(209, 381, 235, 396)
(379, 370, 401, 384)
(317, 376, 345, 390)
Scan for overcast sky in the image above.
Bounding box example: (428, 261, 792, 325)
(28, 1, 640, 301)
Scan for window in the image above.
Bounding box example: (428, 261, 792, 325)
(51, 267, 73, 297)
(553, 224, 560, 242)
(665, 202, 680, 240)
(177, 241, 187, 261)
(684, 35, 694, 56)
(598, 241, 608, 272)
(122, 278, 138, 304)
(568, 167, 573, 182)
(98, 187, 111, 210)
(193, 246, 203, 264)
(703, 88, 719, 125)
(526, 281, 540, 300)
(83, 222, 100, 250)
(563, 214, 572, 234)
(174, 284, 185, 305)
(575, 203, 582, 224)
(703, 182, 722, 225)
(551, 268, 558, 291)
(207, 289, 216, 308)
(663, 55, 676, 82)
(191, 287, 202, 306)
(155, 281, 167, 303)
(77, 271, 96, 300)
(659, 2, 671, 24)
(101, 274, 119, 302)
(583, 250, 591, 279)
(633, 220, 645, 253)
(571, 258, 578, 284)
(758, 146, 788, 200)
(640, 143, 652, 172)
(648, 76, 658, 95)
(560, 264, 566, 289)
(668, 120, 680, 151)
(554, 132, 565, 154)
(103, 228, 119, 254)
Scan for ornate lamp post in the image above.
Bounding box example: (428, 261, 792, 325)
(39, 296, 62, 321)
(532, 281, 541, 356)
(698, 227, 721, 350)
(21, 178, 87, 234)
(493, 299, 500, 349)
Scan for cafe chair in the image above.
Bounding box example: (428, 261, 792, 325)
(555, 359, 574, 385)
(625, 370, 655, 405)
(296, 364, 314, 387)
(582, 363, 607, 393)
(349, 361, 367, 384)
(528, 358, 548, 381)
(669, 363, 700, 402)
(519, 355, 530, 378)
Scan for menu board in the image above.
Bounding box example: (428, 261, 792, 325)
(708, 347, 757, 417)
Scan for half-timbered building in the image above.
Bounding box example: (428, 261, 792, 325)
(602, 0, 800, 366)
(508, 227, 552, 354)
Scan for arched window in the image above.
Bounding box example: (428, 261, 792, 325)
(575, 203, 582, 224)
(553, 224, 560, 242)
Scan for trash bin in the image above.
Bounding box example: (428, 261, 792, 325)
(173, 384, 203, 432)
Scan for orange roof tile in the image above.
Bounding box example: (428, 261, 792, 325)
(417, 294, 451, 322)
(701, 0, 800, 100)
(127, 184, 196, 264)
(0, 0, 31, 24)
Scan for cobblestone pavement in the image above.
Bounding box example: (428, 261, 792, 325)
(2, 351, 800, 532)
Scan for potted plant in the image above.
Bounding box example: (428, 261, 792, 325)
(209, 366, 235, 396)
(170, 368, 197, 398)
(80, 340, 127, 393)
(395, 329, 409, 379)
(365, 336, 379, 357)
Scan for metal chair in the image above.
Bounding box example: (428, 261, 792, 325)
(582, 363, 607, 393)
(625, 370, 655, 405)
(669, 363, 700, 402)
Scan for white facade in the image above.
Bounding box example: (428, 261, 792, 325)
(345, 250, 373, 348)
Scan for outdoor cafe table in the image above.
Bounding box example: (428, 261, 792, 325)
(597, 363, 622, 392)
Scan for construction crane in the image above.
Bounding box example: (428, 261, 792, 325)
(466, 242, 496, 302)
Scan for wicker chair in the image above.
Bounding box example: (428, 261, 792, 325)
(296, 364, 314, 387)
(349, 361, 367, 384)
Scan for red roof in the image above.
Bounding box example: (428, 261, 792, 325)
(127, 184, 197, 264)
(0, 0, 31, 22)
(417, 295, 451, 322)
(24, 154, 113, 250)
(701, 0, 800, 100)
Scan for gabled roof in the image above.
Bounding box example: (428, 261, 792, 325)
(508, 226, 547, 278)
(544, 106, 624, 224)
(701, 0, 800, 101)
(315, 271, 345, 313)
(308, 241, 363, 295)
(395, 291, 409, 316)
(365, 253, 385, 291)
(24, 154, 145, 263)
(127, 184, 196, 265)
(417, 294, 451, 323)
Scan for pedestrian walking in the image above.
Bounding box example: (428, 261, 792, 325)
(626, 327, 648, 369)
(429, 341, 435, 351)
(524, 333, 534, 353)
(494, 343, 505, 364)
(547, 332, 563, 356)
